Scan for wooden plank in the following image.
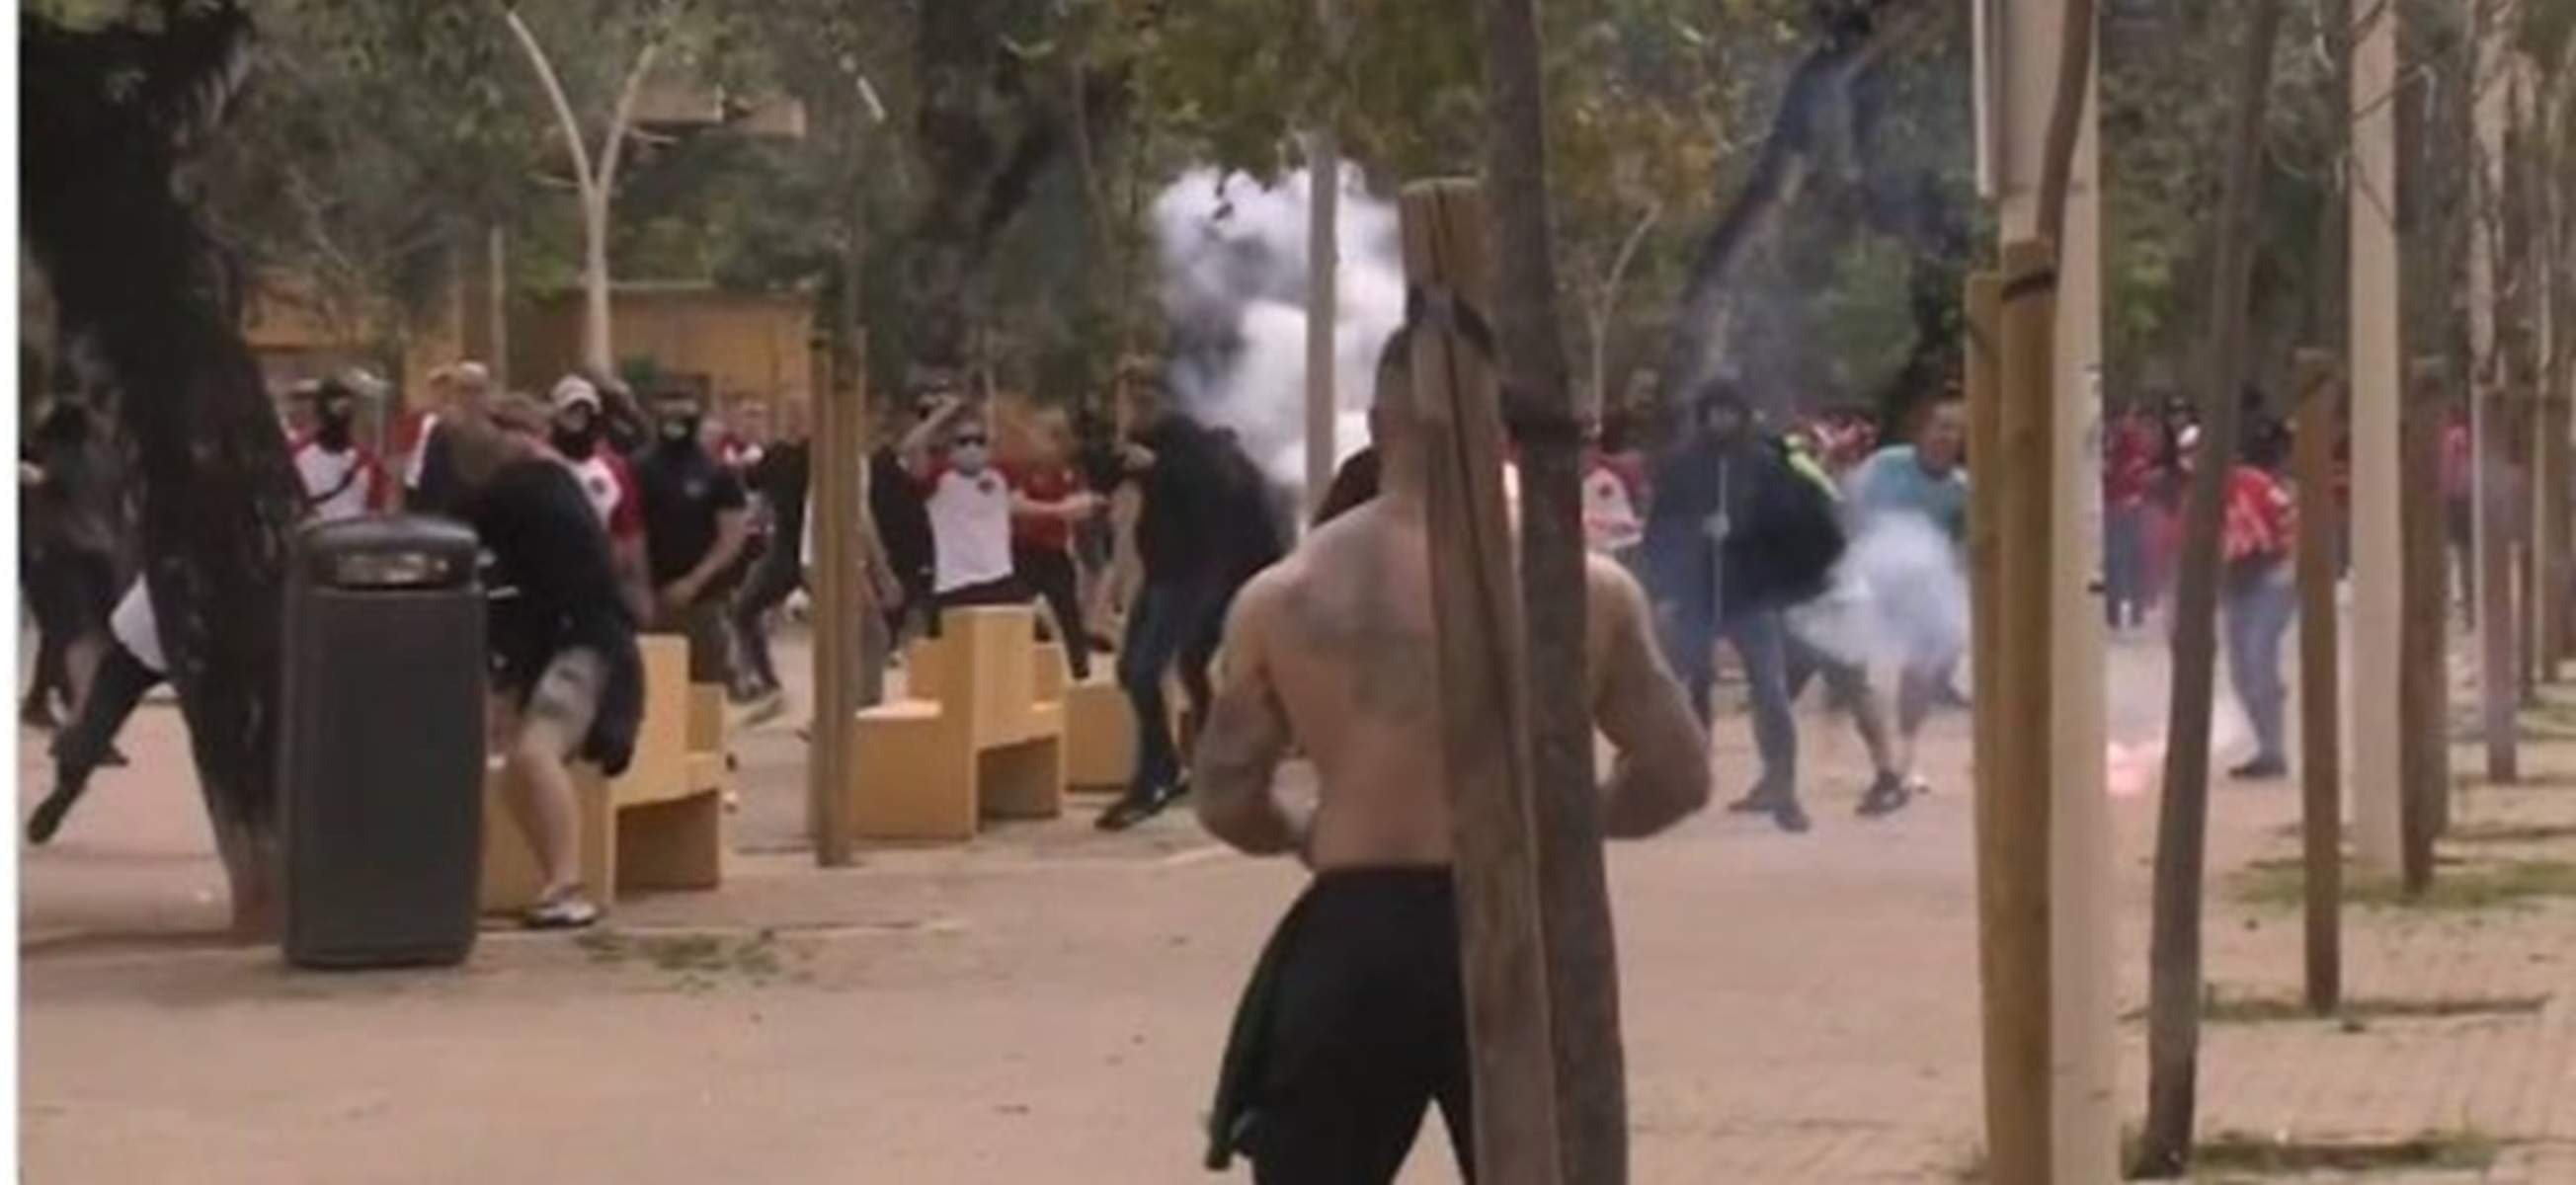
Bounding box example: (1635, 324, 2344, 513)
(2293, 350, 2342, 1012)
(1980, 240, 2055, 1185)
(1400, 178, 1564, 1185)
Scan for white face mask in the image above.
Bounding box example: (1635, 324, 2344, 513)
(951, 442, 991, 472)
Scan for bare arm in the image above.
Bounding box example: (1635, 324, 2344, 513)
(1191, 576, 1306, 856)
(679, 508, 752, 593)
(897, 399, 965, 477)
(1587, 557, 1711, 837)
(611, 534, 655, 624)
(1011, 490, 1100, 521)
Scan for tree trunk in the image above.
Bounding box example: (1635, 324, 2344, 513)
(2133, 0, 2289, 1175)
(1654, 0, 1924, 404)
(23, 3, 305, 938)
(583, 188, 614, 375)
(1479, 0, 1624, 1179)
(908, 0, 1068, 376)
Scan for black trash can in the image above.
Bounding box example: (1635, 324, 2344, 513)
(282, 514, 486, 969)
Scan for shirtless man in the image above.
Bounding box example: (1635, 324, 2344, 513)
(1193, 329, 1712, 1183)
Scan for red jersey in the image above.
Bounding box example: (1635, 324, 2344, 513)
(2221, 465, 2294, 563)
(2103, 421, 2159, 508)
(562, 449, 645, 543)
(1003, 461, 1084, 552)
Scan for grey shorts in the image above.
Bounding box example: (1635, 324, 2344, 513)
(655, 600, 730, 684)
(520, 647, 607, 757)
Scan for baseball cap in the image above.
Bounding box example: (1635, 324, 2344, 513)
(550, 375, 603, 414)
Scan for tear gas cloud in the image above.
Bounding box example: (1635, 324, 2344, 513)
(1788, 514, 1970, 675)
(1152, 166, 1406, 489)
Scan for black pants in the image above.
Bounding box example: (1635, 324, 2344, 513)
(727, 543, 803, 695)
(21, 550, 115, 717)
(1012, 543, 1090, 680)
(932, 574, 1032, 621)
(53, 641, 161, 803)
(1211, 869, 1475, 1184)
(1120, 575, 1229, 794)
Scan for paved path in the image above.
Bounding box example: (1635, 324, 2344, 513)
(20, 631, 2576, 1182)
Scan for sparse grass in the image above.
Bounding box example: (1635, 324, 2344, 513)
(570, 927, 797, 988)
(2453, 767, 2576, 791)
(1954, 1129, 2499, 1181)
(2231, 856, 2576, 911)
(2184, 1128, 2499, 1175)
(2133, 986, 2553, 1025)
(2444, 821, 2576, 844)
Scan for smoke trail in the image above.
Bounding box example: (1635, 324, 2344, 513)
(1152, 166, 1406, 489)
(1788, 514, 1971, 674)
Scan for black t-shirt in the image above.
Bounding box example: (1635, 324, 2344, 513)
(868, 443, 934, 582)
(747, 439, 811, 547)
(632, 442, 749, 589)
(410, 423, 466, 519)
(464, 458, 635, 688)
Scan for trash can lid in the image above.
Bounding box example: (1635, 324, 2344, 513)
(297, 514, 482, 590)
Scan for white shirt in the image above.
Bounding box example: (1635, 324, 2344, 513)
(924, 465, 1014, 593)
(110, 580, 167, 674)
(294, 439, 380, 522)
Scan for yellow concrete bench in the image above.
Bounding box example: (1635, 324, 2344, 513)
(481, 636, 729, 912)
(846, 606, 1066, 841)
(903, 619, 1151, 793)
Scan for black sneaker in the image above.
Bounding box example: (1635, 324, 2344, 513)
(2228, 755, 2290, 781)
(19, 702, 58, 732)
(1095, 780, 1186, 831)
(1856, 772, 1912, 819)
(26, 787, 82, 846)
(1770, 797, 1812, 834)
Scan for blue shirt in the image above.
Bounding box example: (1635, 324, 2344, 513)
(1847, 445, 1969, 541)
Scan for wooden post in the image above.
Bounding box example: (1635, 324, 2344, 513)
(1975, 240, 2056, 1185)
(2471, 0, 2519, 785)
(1400, 178, 1565, 1185)
(2400, 358, 2451, 894)
(2346, 0, 2407, 873)
(2293, 350, 2342, 1013)
(1477, 0, 1629, 1173)
(1967, 270, 2004, 873)
(806, 333, 863, 866)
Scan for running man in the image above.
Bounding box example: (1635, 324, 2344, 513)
(1193, 329, 1710, 1182)
(1845, 391, 1972, 793)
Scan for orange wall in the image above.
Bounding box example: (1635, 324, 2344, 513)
(511, 287, 815, 422)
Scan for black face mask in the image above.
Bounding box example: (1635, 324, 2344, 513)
(553, 422, 601, 459)
(317, 403, 355, 447)
(659, 415, 700, 448)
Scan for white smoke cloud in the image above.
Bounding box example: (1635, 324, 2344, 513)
(1152, 165, 1407, 489)
(1787, 514, 1971, 673)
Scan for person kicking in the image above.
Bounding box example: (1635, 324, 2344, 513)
(1192, 330, 1712, 1183)
(446, 393, 646, 929)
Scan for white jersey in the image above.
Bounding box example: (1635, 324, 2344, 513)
(293, 439, 382, 522)
(110, 580, 167, 674)
(924, 465, 1014, 593)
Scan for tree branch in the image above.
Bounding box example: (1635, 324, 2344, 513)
(1652, 0, 1931, 404)
(2037, 0, 2099, 248)
(502, 5, 597, 199)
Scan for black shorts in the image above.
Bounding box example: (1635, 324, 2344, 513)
(1207, 868, 1474, 1184)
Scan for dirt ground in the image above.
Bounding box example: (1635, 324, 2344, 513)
(20, 628, 2576, 1183)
